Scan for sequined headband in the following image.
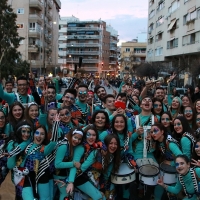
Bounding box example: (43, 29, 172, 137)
(17, 125, 31, 132)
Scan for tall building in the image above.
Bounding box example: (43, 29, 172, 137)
(146, 0, 200, 63)
(8, 0, 61, 76)
(58, 17, 118, 77)
(120, 41, 147, 74)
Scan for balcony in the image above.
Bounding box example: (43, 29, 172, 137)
(46, 23, 52, 31)
(67, 35, 100, 40)
(29, 13, 43, 25)
(54, 0, 61, 9)
(29, 0, 43, 10)
(110, 46, 117, 51)
(109, 54, 117, 57)
(68, 51, 99, 55)
(109, 61, 117, 65)
(66, 58, 100, 63)
(67, 27, 101, 32)
(29, 29, 40, 38)
(66, 43, 100, 47)
(29, 60, 42, 66)
(47, 0, 53, 9)
(46, 12, 52, 21)
(110, 39, 117, 44)
(28, 45, 39, 53)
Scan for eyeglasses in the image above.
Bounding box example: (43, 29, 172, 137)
(153, 104, 161, 108)
(196, 118, 200, 122)
(86, 132, 96, 138)
(174, 123, 182, 127)
(72, 136, 82, 142)
(18, 84, 27, 87)
(161, 118, 170, 122)
(21, 130, 31, 134)
(150, 128, 159, 134)
(79, 91, 87, 95)
(0, 116, 5, 120)
(184, 110, 193, 114)
(175, 162, 184, 168)
(64, 95, 75, 102)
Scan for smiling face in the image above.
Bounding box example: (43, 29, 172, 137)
(175, 157, 190, 175)
(195, 142, 200, 157)
(62, 92, 75, 107)
(87, 92, 94, 105)
(161, 113, 171, 128)
(0, 112, 5, 128)
(182, 96, 190, 107)
(59, 109, 71, 123)
(140, 97, 152, 112)
(95, 113, 106, 129)
(97, 88, 107, 101)
(34, 128, 46, 145)
(196, 114, 200, 128)
(171, 99, 180, 109)
(174, 119, 183, 134)
(196, 101, 200, 113)
(150, 126, 164, 141)
(28, 105, 39, 120)
(86, 129, 97, 145)
(47, 110, 57, 125)
(153, 101, 162, 115)
(77, 87, 88, 103)
(131, 95, 139, 105)
(184, 107, 193, 121)
(114, 116, 125, 133)
(104, 97, 115, 111)
(17, 80, 28, 95)
(12, 105, 23, 120)
(21, 127, 31, 141)
(155, 89, 164, 100)
(108, 138, 118, 154)
(72, 133, 83, 146)
(47, 88, 56, 102)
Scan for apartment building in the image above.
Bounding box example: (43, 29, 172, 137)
(146, 0, 200, 62)
(9, 0, 61, 76)
(58, 17, 118, 77)
(120, 41, 147, 74)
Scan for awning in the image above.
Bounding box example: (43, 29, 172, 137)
(167, 19, 177, 31)
(169, 37, 175, 41)
(188, 6, 196, 13)
(157, 31, 163, 34)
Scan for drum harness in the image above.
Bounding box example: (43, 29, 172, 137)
(178, 168, 200, 199)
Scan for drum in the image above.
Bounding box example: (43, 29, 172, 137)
(139, 164, 159, 186)
(111, 163, 135, 184)
(160, 162, 177, 185)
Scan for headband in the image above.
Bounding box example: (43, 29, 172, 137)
(28, 102, 38, 107)
(17, 125, 31, 132)
(72, 129, 83, 136)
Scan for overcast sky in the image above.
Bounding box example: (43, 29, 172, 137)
(60, 0, 149, 45)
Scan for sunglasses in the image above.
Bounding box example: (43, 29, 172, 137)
(21, 130, 31, 134)
(161, 118, 170, 122)
(64, 95, 75, 102)
(184, 110, 193, 114)
(86, 132, 96, 138)
(79, 91, 87, 95)
(174, 123, 182, 127)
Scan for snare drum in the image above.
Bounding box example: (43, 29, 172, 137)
(111, 163, 135, 184)
(160, 162, 177, 185)
(139, 164, 159, 186)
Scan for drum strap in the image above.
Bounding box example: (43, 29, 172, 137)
(179, 169, 198, 197)
(182, 132, 196, 153)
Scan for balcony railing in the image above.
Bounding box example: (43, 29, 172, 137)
(67, 35, 100, 39)
(66, 43, 100, 47)
(29, 13, 42, 25)
(46, 12, 52, 20)
(28, 45, 39, 53)
(67, 27, 101, 31)
(29, 0, 43, 10)
(47, 0, 53, 9)
(29, 29, 40, 38)
(109, 61, 117, 65)
(68, 51, 99, 55)
(66, 58, 100, 63)
(29, 60, 42, 65)
(110, 47, 117, 51)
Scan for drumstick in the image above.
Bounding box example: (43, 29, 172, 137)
(91, 98, 94, 115)
(143, 126, 147, 158)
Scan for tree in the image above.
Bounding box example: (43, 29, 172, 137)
(0, 0, 27, 78)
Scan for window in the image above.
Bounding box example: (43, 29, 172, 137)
(125, 48, 130, 52)
(149, 10, 155, 19)
(29, 22, 36, 30)
(148, 23, 154, 33)
(149, 0, 154, 7)
(156, 16, 164, 27)
(17, 8, 24, 14)
(182, 35, 190, 45)
(191, 10, 197, 20)
(190, 33, 195, 44)
(147, 49, 153, 57)
(148, 37, 154, 44)
(157, 1, 165, 12)
(168, 0, 180, 14)
(19, 39, 24, 44)
(167, 38, 178, 49)
(155, 47, 163, 56)
(198, 9, 200, 19)
(17, 24, 24, 29)
(156, 32, 163, 41)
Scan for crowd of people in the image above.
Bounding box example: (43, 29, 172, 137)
(0, 73, 200, 200)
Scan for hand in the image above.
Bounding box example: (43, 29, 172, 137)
(157, 176, 164, 187)
(136, 126, 144, 135)
(163, 160, 171, 165)
(145, 81, 153, 89)
(66, 182, 74, 194)
(117, 108, 125, 115)
(54, 179, 66, 188)
(74, 161, 81, 169)
(146, 134, 151, 141)
(54, 114, 60, 122)
(169, 73, 177, 82)
(191, 159, 200, 167)
(113, 90, 117, 97)
(101, 150, 107, 156)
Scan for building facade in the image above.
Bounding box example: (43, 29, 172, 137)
(9, 0, 61, 76)
(146, 0, 200, 62)
(120, 41, 147, 75)
(58, 17, 118, 77)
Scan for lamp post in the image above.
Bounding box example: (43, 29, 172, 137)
(53, 21, 57, 76)
(39, 27, 43, 76)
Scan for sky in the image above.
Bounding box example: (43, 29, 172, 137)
(60, 0, 149, 45)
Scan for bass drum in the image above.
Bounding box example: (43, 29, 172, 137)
(139, 164, 159, 186)
(111, 163, 135, 184)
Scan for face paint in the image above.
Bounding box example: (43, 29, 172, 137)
(175, 162, 179, 168)
(151, 128, 159, 134)
(72, 135, 82, 142)
(65, 111, 70, 116)
(21, 130, 31, 134)
(195, 144, 199, 148)
(161, 118, 170, 122)
(174, 123, 181, 127)
(35, 130, 40, 136)
(153, 104, 159, 108)
(184, 110, 193, 114)
(86, 132, 91, 138)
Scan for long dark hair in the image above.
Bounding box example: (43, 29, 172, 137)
(111, 114, 127, 138)
(34, 125, 48, 145)
(175, 154, 190, 164)
(173, 116, 195, 140)
(91, 110, 110, 130)
(192, 138, 200, 163)
(104, 134, 121, 173)
(183, 106, 197, 130)
(151, 98, 164, 117)
(83, 126, 99, 142)
(7, 102, 24, 132)
(161, 111, 174, 134)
